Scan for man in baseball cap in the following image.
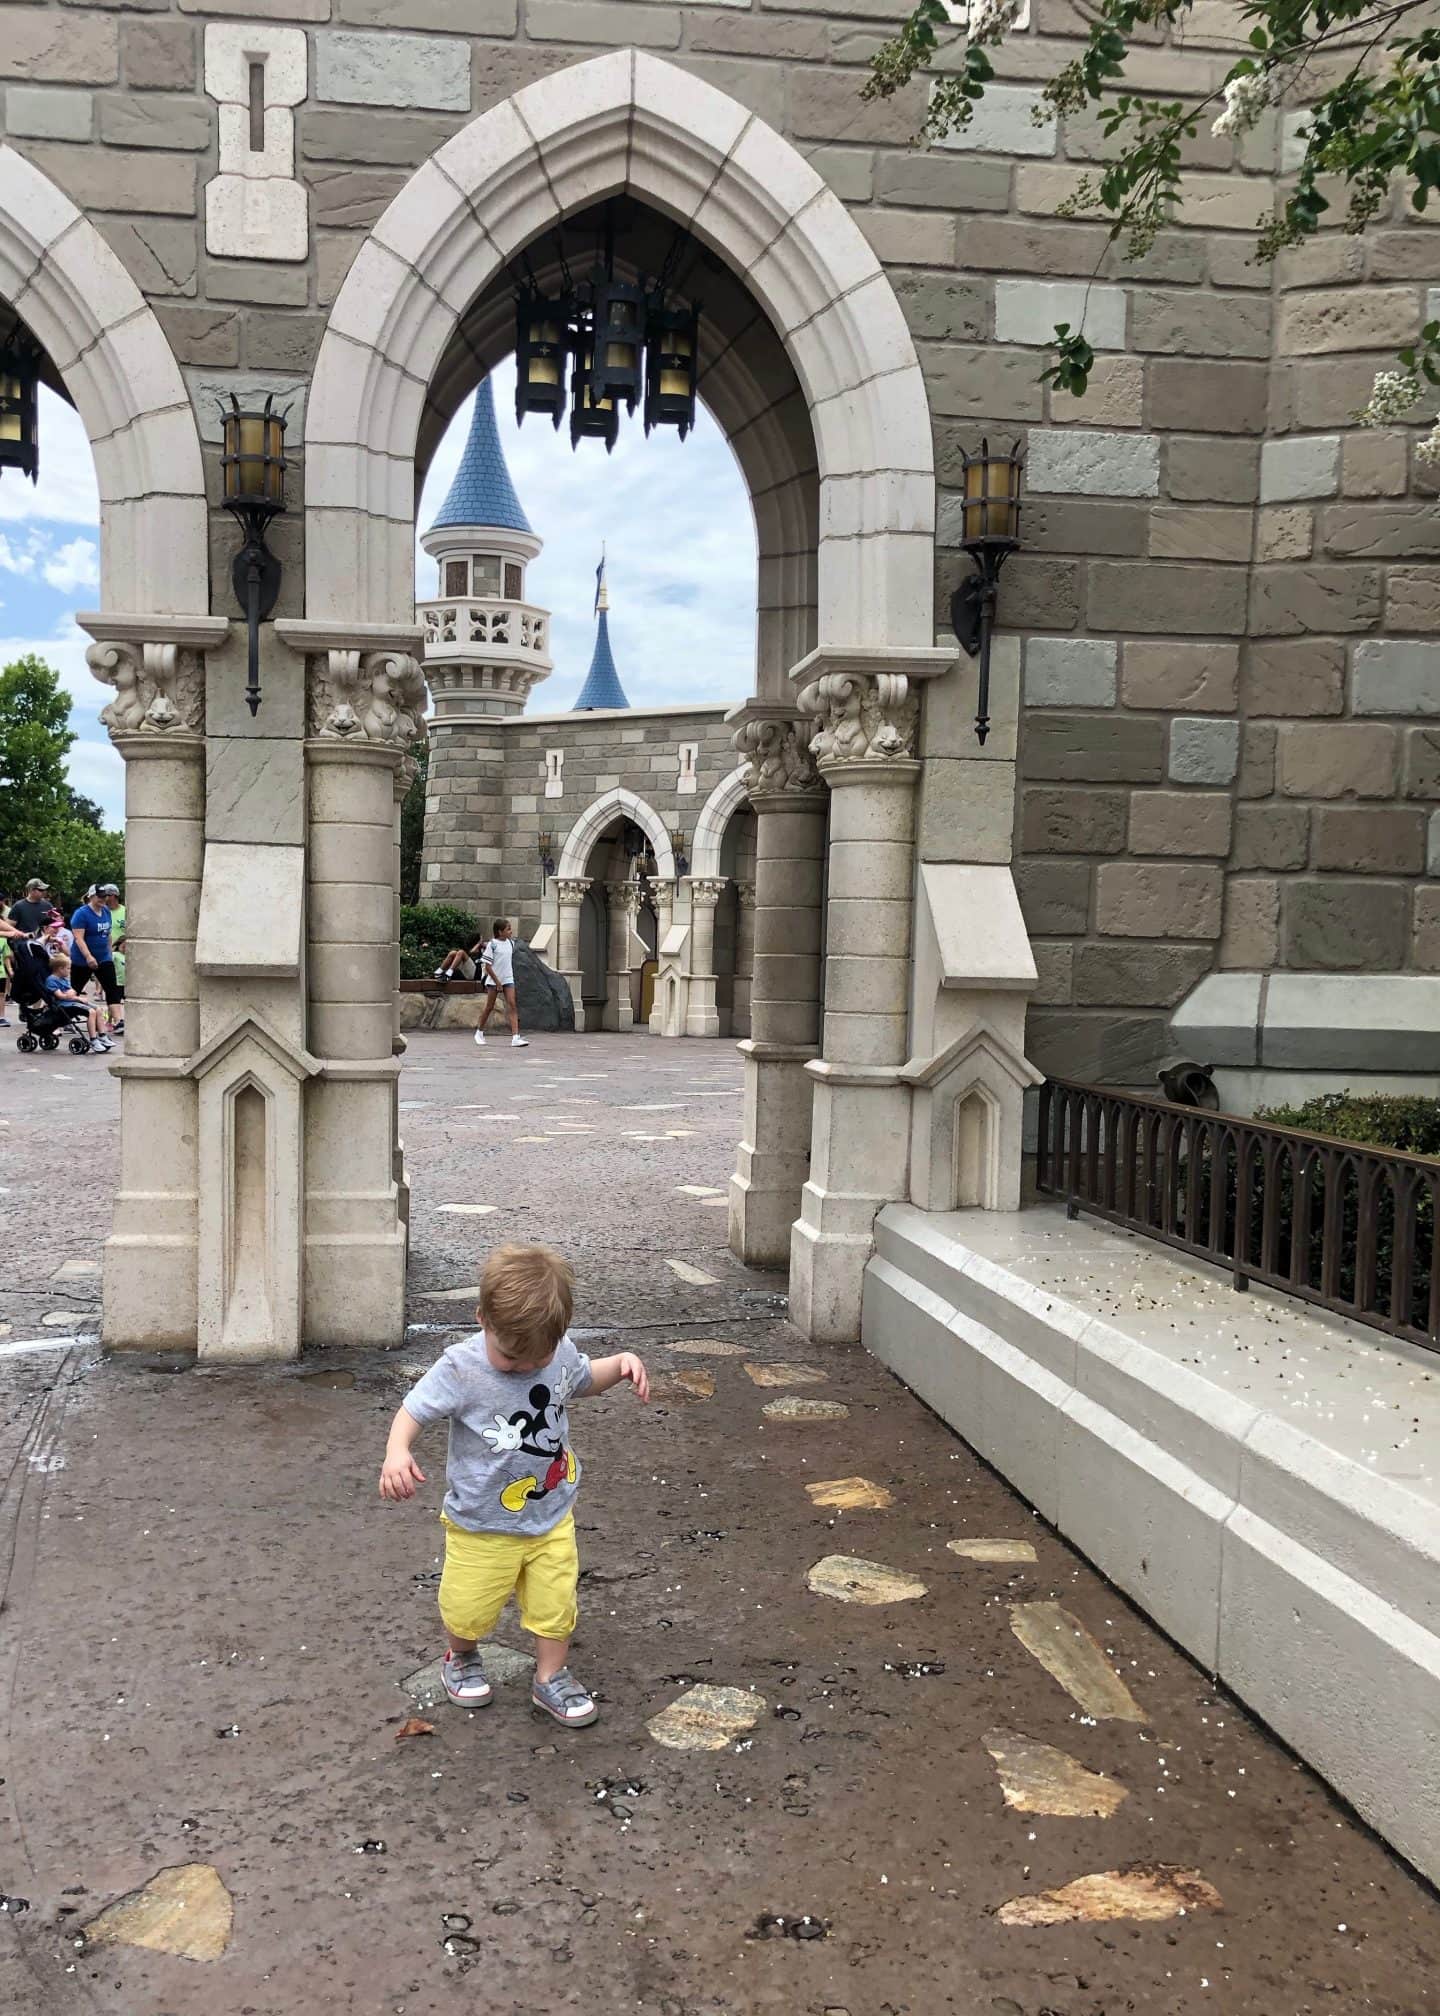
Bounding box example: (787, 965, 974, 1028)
(8, 879, 51, 934)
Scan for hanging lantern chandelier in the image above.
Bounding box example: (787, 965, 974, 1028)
(0, 326, 41, 485)
(513, 211, 701, 453)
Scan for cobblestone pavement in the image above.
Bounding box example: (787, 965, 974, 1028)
(1, 1030, 1437, 2015)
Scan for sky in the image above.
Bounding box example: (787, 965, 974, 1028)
(0, 355, 757, 829)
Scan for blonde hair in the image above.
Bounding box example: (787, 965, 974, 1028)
(49, 951, 70, 972)
(479, 1243, 574, 1363)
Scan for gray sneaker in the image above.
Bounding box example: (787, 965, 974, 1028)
(531, 1667, 598, 1727)
(441, 1647, 493, 1708)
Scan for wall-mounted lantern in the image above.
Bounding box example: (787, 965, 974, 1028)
(670, 827, 690, 876)
(537, 830, 555, 880)
(219, 394, 288, 717)
(0, 328, 41, 485)
(949, 436, 1024, 745)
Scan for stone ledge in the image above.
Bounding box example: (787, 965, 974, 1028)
(1172, 969, 1440, 1071)
(863, 1201, 1440, 1887)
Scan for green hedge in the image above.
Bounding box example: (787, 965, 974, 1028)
(399, 902, 480, 980)
(1255, 1092, 1440, 1158)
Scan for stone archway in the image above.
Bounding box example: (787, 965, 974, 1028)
(0, 144, 208, 613)
(690, 766, 751, 882)
(0, 147, 220, 1354)
(303, 51, 952, 1342)
(556, 785, 676, 883)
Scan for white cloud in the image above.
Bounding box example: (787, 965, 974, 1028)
(417, 354, 758, 713)
(42, 536, 99, 596)
(0, 532, 35, 576)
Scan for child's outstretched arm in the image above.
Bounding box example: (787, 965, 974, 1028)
(379, 1405, 428, 1499)
(585, 1352, 650, 1402)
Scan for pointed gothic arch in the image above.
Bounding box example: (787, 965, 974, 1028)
(304, 49, 934, 671)
(0, 145, 207, 613)
(557, 785, 677, 882)
(689, 764, 753, 881)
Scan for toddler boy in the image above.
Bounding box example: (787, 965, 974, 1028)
(380, 1242, 648, 1726)
(44, 953, 112, 1052)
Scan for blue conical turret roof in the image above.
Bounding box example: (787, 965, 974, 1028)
(428, 377, 532, 535)
(574, 561, 630, 710)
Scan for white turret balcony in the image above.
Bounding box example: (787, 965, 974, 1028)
(420, 596, 554, 718)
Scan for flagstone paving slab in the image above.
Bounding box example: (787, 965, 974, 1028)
(805, 1476, 895, 1510)
(763, 1395, 849, 1421)
(82, 1863, 234, 1962)
(982, 1727, 1129, 1817)
(997, 1866, 1222, 1927)
(1010, 1602, 1149, 1723)
(646, 1683, 766, 1751)
(806, 1555, 927, 1604)
(949, 1537, 1038, 1563)
(743, 1361, 827, 1387)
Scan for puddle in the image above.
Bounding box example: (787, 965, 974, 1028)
(1010, 1603, 1147, 1724)
(982, 1728, 1128, 1818)
(739, 1291, 788, 1312)
(647, 1683, 767, 1751)
(996, 1864, 1221, 1927)
(806, 1478, 894, 1510)
(807, 1556, 927, 1605)
(885, 1660, 946, 1679)
(81, 1863, 233, 1963)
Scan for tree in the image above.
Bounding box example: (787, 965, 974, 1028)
(0, 654, 125, 902)
(399, 740, 429, 907)
(866, 0, 1440, 447)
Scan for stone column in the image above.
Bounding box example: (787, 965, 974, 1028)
(683, 876, 726, 1037)
(554, 877, 590, 1021)
(85, 623, 224, 1350)
(725, 707, 828, 1267)
(279, 624, 428, 1350)
(603, 878, 640, 1031)
(733, 878, 756, 1037)
(392, 753, 417, 1241)
(789, 668, 923, 1344)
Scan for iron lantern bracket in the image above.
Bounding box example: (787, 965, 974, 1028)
(226, 502, 283, 719)
(950, 546, 1014, 747)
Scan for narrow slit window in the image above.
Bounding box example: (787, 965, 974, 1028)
(248, 59, 266, 152)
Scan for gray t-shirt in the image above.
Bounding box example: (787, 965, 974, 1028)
(402, 1331, 593, 1535)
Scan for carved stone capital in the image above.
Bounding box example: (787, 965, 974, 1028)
(89, 638, 205, 740)
(553, 878, 591, 906)
(605, 878, 642, 916)
(686, 876, 728, 909)
(731, 713, 822, 800)
(735, 879, 757, 911)
(798, 670, 919, 769)
(308, 647, 430, 753)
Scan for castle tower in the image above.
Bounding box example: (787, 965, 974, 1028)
(573, 557, 630, 711)
(418, 378, 552, 905)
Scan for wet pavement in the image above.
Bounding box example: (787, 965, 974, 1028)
(1, 1028, 1438, 2014)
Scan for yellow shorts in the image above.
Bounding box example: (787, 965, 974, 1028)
(438, 1512, 579, 1643)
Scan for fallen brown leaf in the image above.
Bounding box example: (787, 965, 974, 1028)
(396, 1717, 436, 1740)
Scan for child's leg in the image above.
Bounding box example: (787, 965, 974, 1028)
(478, 984, 498, 1028)
(504, 985, 520, 1036)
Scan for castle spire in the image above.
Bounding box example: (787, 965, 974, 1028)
(574, 551, 629, 711)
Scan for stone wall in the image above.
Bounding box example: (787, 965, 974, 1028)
(4, 0, 1436, 1089)
(423, 702, 738, 928)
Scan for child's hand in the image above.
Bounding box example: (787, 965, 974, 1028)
(379, 1451, 426, 1500)
(618, 1352, 650, 1402)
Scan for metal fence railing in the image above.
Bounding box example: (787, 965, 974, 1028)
(1035, 1077, 1440, 1354)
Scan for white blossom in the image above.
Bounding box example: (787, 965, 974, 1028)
(1357, 368, 1422, 428)
(1212, 70, 1271, 138)
(1417, 419, 1440, 468)
(967, 0, 1024, 46)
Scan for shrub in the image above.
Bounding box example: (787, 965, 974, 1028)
(1255, 1092, 1440, 1159)
(399, 902, 480, 980)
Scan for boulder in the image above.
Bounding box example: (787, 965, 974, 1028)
(513, 938, 575, 1033)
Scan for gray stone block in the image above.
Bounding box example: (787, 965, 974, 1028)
(1121, 642, 1238, 713)
(1219, 877, 1279, 970)
(1232, 804, 1309, 872)
(1170, 970, 1262, 1065)
(1022, 497, 1148, 558)
(206, 261, 310, 306)
(1243, 639, 1344, 718)
(874, 151, 1011, 211)
(1169, 717, 1240, 786)
(310, 166, 408, 228)
(959, 215, 1110, 277)
(21, 138, 195, 213)
(5, 85, 94, 141)
(1259, 434, 1341, 503)
(315, 29, 470, 110)
(1095, 861, 1223, 940)
(1025, 1006, 1171, 1083)
(1323, 505, 1440, 561)
(1248, 565, 1382, 637)
(1351, 640, 1440, 717)
(300, 106, 465, 165)
(1074, 941, 1213, 1009)
(1167, 436, 1260, 503)
(995, 278, 1124, 347)
(893, 272, 987, 344)
(99, 215, 198, 296)
(1027, 428, 1160, 498)
(340, 0, 515, 24)
(922, 344, 1045, 421)
(1088, 561, 1248, 636)
(1022, 712, 1165, 784)
(529, 0, 682, 45)
(1237, 723, 1276, 799)
(1, 14, 118, 82)
(1145, 358, 1267, 435)
(120, 19, 196, 89)
(1023, 636, 1117, 708)
(1282, 879, 1409, 972)
(1310, 806, 1426, 875)
(1021, 787, 1127, 855)
(1129, 288, 1270, 358)
(157, 305, 239, 366)
(99, 92, 210, 149)
(243, 311, 326, 373)
(936, 82, 1056, 157)
(1015, 859, 1090, 934)
(1128, 789, 1232, 857)
(1277, 722, 1399, 800)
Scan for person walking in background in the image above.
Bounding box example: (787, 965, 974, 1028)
(8, 878, 52, 936)
(69, 885, 122, 1040)
(0, 895, 12, 1028)
(473, 918, 528, 1049)
(105, 884, 125, 1030)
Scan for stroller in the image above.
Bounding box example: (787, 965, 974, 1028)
(8, 935, 95, 1054)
